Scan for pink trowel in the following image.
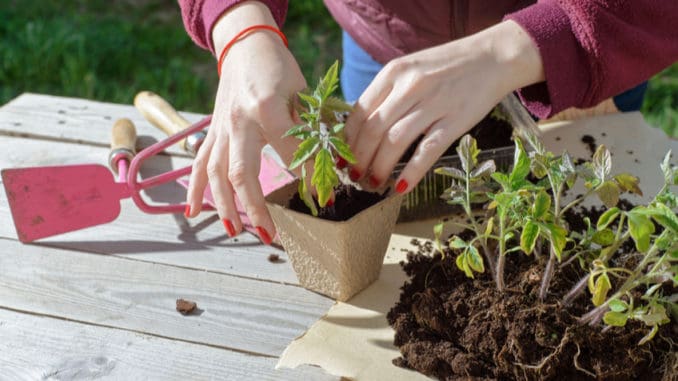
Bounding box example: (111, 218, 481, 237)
(134, 91, 296, 236)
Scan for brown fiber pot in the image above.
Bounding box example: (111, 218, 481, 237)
(266, 180, 404, 301)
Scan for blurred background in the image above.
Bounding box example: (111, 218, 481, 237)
(1, 0, 676, 136)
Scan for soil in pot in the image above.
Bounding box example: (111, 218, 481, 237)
(387, 210, 676, 380)
(289, 183, 387, 221)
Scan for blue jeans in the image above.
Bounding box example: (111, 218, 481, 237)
(340, 30, 647, 112)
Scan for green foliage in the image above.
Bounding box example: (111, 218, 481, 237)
(0, 0, 341, 110)
(435, 132, 677, 345)
(284, 61, 354, 215)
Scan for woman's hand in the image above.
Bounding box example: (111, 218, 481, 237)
(344, 20, 544, 193)
(184, 2, 306, 244)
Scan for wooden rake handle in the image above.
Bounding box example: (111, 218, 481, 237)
(134, 91, 206, 155)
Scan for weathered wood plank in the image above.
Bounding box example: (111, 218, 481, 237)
(0, 308, 336, 380)
(0, 93, 206, 156)
(0, 134, 299, 284)
(0, 239, 334, 357)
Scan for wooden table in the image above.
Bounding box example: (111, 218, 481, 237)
(0, 93, 338, 380)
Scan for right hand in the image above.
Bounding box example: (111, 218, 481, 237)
(185, 23, 306, 244)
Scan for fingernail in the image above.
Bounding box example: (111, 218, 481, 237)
(349, 168, 361, 182)
(184, 204, 191, 218)
(369, 175, 380, 188)
(327, 198, 334, 207)
(222, 218, 236, 237)
(336, 157, 348, 169)
(256, 226, 273, 245)
(396, 179, 409, 194)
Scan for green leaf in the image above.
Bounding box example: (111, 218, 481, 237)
(591, 273, 611, 307)
(467, 246, 485, 273)
(509, 139, 531, 187)
(457, 135, 479, 174)
(289, 136, 320, 170)
(332, 123, 345, 134)
(298, 92, 320, 109)
(283, 124, 310, 139)
(298, 165, 318, 216)
(597, 207, 620, 230)
(520, 221, 539, 254)
(322, 96, 353, 112)
(596, 180, 620, 208)
(329, 137, 357, 165)
(603, 311, 629, 327)
(650, 203, 678, 233)
(614, 173, 643, 196)
(542, 223, 567, 260)
(660, 151, 673, 184)
(435, 166, 466, 181)
(627, 209, 656, 252)
(312, 148, 339, 207)
(314, 61, 339, 101)
(456, 252, 474, 278)
(592, 229, 615, 246)
(532, 190, 551, 219)
(592, 144, 612, 181)
(470, 160, 496, 178)
(608, 299, 628, 312)
(530, 153, 549, 179)
(449, 236, 467, 249)
(491, 172, 511, 190)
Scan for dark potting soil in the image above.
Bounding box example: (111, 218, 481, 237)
(288, 183, 386, 221)
(399, 112, 514, 163)
(387, 240, 676, 380)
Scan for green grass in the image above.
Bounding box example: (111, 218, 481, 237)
(0, 0, 675, 137)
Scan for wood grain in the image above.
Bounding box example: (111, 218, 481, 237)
(0, 308, 336, 380)
(0, 239, 334, 357)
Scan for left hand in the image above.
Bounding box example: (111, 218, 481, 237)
(344, 20, 545, 193)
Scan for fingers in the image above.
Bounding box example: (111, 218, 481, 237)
(185, 130, 215, 218)
(206, 132, 243, 238)
(228, 124, 276, 245)
(395, 118, 463, 194)
(366, 106, 440, 187)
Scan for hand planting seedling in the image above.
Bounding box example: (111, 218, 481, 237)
(389, 129, 676, 380)
(284, 61, 355, 216)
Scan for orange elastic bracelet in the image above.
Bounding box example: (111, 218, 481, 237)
(217, 24, 288, 77)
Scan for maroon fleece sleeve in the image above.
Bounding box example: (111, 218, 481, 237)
(178, 0, 288, 54)
(505, 0, 678, 119)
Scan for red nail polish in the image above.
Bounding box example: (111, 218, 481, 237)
(369, 175, 380, 187)
(256, 226, 273, 245)
(327, 198, 334, 207)
(336, 157, 348, 169)
(396, 179, 409, 193)
(222, 218, 236, 237)
(184, 204, 191, 218)
(349, 168, 361, 182)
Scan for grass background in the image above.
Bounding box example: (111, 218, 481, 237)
(1, 0, 676, 136)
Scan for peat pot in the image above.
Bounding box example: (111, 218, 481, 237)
(266, 180, 404, 301)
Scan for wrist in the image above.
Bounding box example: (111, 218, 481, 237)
(211, 1, 278, 54)
(482, 20, 545, 94)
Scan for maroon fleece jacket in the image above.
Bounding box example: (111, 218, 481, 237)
(178, 0, 678, 119)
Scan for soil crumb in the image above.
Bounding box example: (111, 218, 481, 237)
(176, 299, 197, 315)
(581, 135, 597, 157)
(268, 253, 281, 263)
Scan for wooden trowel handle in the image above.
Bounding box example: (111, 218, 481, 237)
(109, 118, 137, 172)
(134, 91, 205, 155)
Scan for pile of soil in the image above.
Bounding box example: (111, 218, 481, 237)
(387, 240, 676, 380)
(288, 183, 387, 221)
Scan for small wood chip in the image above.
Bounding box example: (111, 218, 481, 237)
(176, 299, 197, 315)
(268, 253, 280, 263)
